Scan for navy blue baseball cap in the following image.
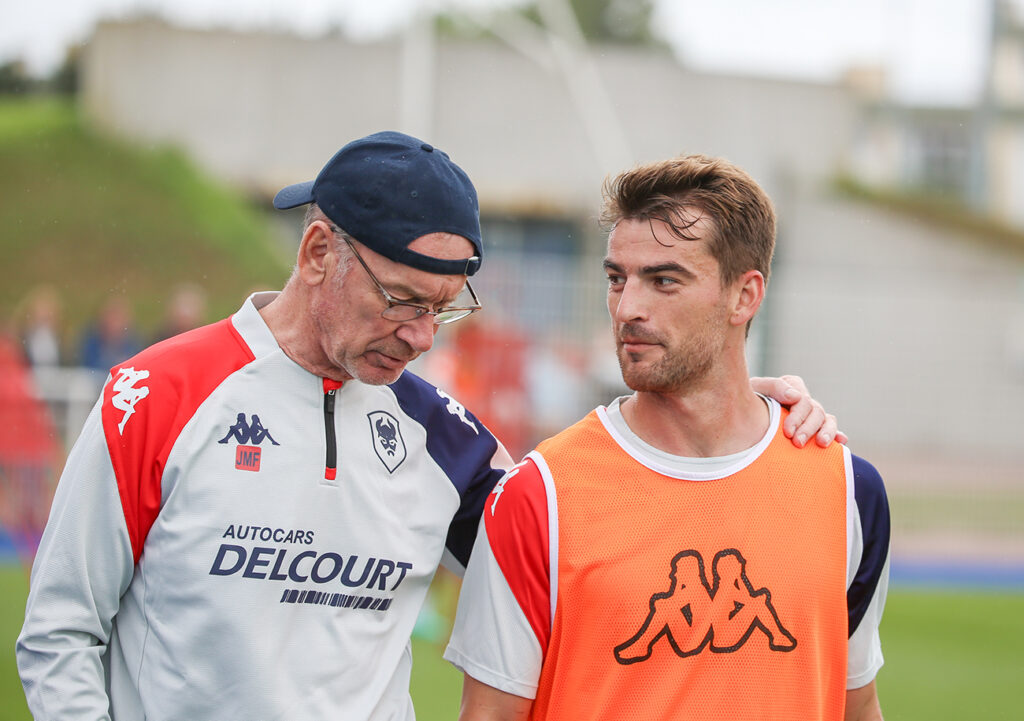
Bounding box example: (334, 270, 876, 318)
(273, 131, 482, 276)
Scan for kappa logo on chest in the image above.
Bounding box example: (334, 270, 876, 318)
(218, 412, 281, 472)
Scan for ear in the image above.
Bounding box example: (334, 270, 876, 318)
(729, 269, 765, 327)
(296, 220, 333, 286)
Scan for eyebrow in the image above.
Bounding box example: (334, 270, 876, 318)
(603, 258, 698, 280)
(388, 283, 431, 304)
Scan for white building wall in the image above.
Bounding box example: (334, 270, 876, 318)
(769, 187, 1024, 462)
(81, 20, 854, 216)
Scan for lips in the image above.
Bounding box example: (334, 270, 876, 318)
(369, 349, 414, 369)
(620, 341, 661, 358)
(618, 324, 661, 348)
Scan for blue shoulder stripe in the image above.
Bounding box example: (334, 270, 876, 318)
(389, 372, 506, 568)
(848, 454, 890, 637)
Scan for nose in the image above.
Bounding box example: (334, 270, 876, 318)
(609, 278, 648, 324)
(395, 313, 437, 354)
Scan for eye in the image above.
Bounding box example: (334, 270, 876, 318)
(606, 273, 624, 287)
(653, 276, 678, 288)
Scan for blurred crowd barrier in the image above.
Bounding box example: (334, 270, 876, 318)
(3, 309, 1022, 588)
(28, 366, 105, 446)
(0, 339, 77, 563)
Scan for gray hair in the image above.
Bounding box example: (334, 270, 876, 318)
(299, 203, 355, 286)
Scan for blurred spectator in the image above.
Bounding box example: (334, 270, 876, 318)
(449, 315, 530, 458)
(154, 282, 208, 342)
(526, 333, 589, 444)
(15, 285, 64, 367)
(0, 334, 62, 563)
(78, 296, 143, 373)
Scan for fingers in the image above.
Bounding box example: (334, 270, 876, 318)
(751, 375, 845, 447)
(782, 393, 820, 446)
(787, 407, 846, 448)
(749, 376, 802, 405)
(812, 413, 840, 448)
(778, 374, 808, 396)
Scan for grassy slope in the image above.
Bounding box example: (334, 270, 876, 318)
(0, 97, 290, 336)
(0, 96, 288, 713)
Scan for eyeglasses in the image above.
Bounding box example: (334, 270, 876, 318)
(336, 231, 482, 325)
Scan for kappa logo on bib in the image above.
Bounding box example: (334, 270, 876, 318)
(368, 411, 407, 473)
(614, 548, 797, 664)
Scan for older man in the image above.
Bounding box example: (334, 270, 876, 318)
(17, 133, 838, 720)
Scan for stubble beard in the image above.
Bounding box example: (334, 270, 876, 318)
(616, 319, 722, 394)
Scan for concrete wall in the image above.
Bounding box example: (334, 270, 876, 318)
(81, 19, 855, 217)
(769, 187, 1024, 463)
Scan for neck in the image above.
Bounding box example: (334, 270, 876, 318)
(259, 287, 352, 382)
(619, 361, 769, 458)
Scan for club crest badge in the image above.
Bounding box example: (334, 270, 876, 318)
(368, 411, 406, 473)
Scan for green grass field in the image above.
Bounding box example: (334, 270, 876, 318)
(1, 564, 1020, 720)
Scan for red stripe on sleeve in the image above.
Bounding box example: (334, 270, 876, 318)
(485, 458, 552, 653)
(102, 319, 255, 563)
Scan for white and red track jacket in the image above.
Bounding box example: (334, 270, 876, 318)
(17, 292, 513, 721)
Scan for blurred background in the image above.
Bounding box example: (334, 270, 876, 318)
(0, 0, 1021, 718)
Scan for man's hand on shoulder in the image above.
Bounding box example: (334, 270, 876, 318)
(750, 374, 848, 448)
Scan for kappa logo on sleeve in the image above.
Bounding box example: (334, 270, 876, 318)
(368, 411, 407, 473)
(614, 549, 797, 665)
(218, 413, 280, 472)
(489, 462, 527, 516)
(435, 388, 478, 434)
(111, 367, 150, 434)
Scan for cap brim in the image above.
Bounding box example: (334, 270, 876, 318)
(273, 181, 316, 210)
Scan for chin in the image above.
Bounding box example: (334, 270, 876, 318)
(356, 371, 404, 386)
(623, 378, 663, 393)
(619, 360, 656, 393)
(621, 365, 689, 394)
(353, 365, 406, 386)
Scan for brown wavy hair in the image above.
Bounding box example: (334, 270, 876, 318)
(601, 154, 776, 286)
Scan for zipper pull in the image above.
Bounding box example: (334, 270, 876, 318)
(323, 379, 343, 480)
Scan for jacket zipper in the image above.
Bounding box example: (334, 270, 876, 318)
(323, 379, 343, 480)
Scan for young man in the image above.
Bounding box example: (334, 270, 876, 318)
(445, 154, 890, 721)
(16, 133, 841, 720)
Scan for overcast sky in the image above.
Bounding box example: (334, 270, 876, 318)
(0, 0, 1006, 105)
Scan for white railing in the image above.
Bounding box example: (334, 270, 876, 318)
(30, 366, 106, 449)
